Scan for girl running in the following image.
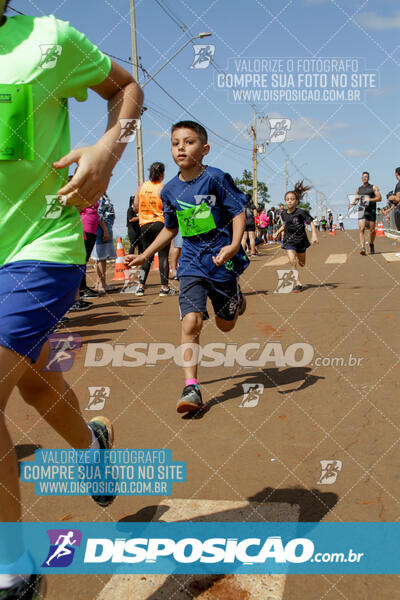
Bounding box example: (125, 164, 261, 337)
(273, 181, 318, 292)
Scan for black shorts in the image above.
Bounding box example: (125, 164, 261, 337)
(360, 210, 376, 223)
(179, 276, 239, 322)
(282, 239, 310, 253)
(245, 223, 256, 232)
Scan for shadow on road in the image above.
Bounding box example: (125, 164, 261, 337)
(117, 485, 338, 599)
(183, 367, 324, 419)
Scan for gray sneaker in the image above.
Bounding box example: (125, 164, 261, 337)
(176, 385, 203, 413)
(159, 287, 177, 297)
(88, 417, 115, 508)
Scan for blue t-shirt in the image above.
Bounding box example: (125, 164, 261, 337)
(161, 166, 249, 281)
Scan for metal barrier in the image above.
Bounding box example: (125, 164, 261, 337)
(380, 206, 400, 240)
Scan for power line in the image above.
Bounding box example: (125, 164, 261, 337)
(154, 0, 186, 32)
(153, 0, 227, 75)
(8, 5, 25, 15)
(105, 52, 140, 69)
(140, 63, 250, 151)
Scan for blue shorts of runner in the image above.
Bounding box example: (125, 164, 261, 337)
(174, 231, 183, 249)
(0, 261, 83, 362)
(179, 276, 239, 321)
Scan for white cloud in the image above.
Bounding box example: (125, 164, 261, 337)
(343, 148, 368, 157)
(357, 11, 400, 30)
(286, 117, 348, 142)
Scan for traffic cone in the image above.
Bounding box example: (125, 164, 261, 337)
(329, 224, 336, 236)
(376, 221, 385, 237)
(152, 252, 159, 271)
(113, 237, 129, 281)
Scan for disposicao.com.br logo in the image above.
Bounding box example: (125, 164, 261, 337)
(82, 536, 317, 565)
(84, 341, 314, 368)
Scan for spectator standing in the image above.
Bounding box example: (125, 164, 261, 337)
(92, 193, 117, 293)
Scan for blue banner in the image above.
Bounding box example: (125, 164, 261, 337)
(20, 449, 186, 496)
(0, 523, 398, 574)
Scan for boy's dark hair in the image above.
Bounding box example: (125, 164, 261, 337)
(149, 162, 165, 182)
(395, 167, 400, 176)
(285, 180, 312, 203)
(362, 171, 370, 178)
(171, 121, 208, 144)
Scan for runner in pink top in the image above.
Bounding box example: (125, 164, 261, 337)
(79, 202, 100, 299)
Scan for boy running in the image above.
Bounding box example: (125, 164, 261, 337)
(273, 181, 318, 292)
(125, 121, 249, 413)
(0, 3, 143, 598)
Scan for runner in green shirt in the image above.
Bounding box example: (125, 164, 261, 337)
(0, 3, 143, 597)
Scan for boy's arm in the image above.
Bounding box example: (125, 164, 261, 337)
(125, 227, 178, 267)
(212, 211, 245, 266)
(54, 60, 144, 209)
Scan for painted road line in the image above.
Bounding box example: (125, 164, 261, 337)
(382, 253, 400, 262)
(264, 256, 289, 266)
(325, 254, 347, 264)
(98, 498, 300, 600)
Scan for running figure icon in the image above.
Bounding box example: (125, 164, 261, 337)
(45, 531, 77, 566)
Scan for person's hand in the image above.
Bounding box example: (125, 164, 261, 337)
(124, 253, 147, 267)
(212, 245, 237, 267)
(311, 237, 319, 245)
(53, 144, 115, 210)
(102, 230, 110, 243)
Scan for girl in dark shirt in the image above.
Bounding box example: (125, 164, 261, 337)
(273, 181, 318, 292)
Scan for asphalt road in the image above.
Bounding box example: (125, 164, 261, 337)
(7, 228, 400, 599)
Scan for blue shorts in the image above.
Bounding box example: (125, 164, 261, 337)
(179, 276, 239, 322)
(174, 231, 183, 249)
(0, 261, 83, 362)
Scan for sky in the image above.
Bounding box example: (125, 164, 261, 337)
(8, 0, 400, 234)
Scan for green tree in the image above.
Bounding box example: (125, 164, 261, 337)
(234, 169, 270, 205)
(298, 200, 312, 211)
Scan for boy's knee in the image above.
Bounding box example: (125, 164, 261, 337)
(182, 313, 203, 335)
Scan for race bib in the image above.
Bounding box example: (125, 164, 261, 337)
(176, 202, 216, 236)
(0, 84, 34, 160)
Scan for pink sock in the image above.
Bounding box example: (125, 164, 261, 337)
(185, 378, 198, 387)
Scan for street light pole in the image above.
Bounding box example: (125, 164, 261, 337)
(129, 0, 144, 186)
(251, 110, 258, 209)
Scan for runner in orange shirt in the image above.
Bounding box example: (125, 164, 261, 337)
(134, 162, 176, 296)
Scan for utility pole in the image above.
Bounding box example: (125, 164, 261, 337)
(285, 159, 288, 193)
(251, 109, 258, 208)
(130, 0, 145, 186)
